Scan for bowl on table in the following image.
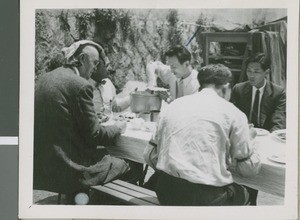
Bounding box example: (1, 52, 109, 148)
(254, 128, 270, 136)
(271, 129, 286, 143)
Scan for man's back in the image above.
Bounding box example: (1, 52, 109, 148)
(35, 66, 96, 149)
(34, 66, 100, 193)
(156, 88, 251, 186)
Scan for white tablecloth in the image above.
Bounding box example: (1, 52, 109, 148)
(106, 124, 286, 197)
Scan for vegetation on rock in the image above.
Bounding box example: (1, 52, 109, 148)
(35, 9, 203, 90)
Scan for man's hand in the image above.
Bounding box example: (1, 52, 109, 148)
(248, 123, 257, 140)
(115, 120, 127, 133)
(111, 99, 123, 112)
(111, 97, 131, 112)
(157, 90, 172, 103)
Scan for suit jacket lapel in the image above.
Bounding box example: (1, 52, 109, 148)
(243, 83, 252, 118)
(260, 81, 272, 127)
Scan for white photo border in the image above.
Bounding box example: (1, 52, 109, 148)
(19, 0, 298, 219)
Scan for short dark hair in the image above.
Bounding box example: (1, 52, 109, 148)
(165, 45, 191, 64)
(197, 64, 232, 87)
(246, 52, 270, 71)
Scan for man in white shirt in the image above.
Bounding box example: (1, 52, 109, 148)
(88, 56, 117, 117)
(111, 46, 199, 112)
(144, 64, 261, 206)
(89, 77, 117, 116)
(146, 45, 200, 102)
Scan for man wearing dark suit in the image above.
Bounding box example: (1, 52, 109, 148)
(230, 52, 286, 205)
(34, 40, 131, 204)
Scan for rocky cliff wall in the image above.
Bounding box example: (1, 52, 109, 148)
(35, 9, 204, 91)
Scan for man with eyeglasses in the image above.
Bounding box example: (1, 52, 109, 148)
(34, 40, 135, 204)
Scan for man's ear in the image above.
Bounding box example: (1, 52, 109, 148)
(264, 68, 270, 76)
(78, 53, 86, 65)
(220, 83, 231, 101)
(184, 61, 190, 67)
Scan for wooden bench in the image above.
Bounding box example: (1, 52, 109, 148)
(91, 179, 160, 205)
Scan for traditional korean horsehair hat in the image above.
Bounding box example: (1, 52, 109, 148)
(61, 40, 110, 66)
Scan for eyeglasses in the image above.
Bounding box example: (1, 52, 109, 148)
(84, 54, 99, 67)
(93, 60, 99, 67)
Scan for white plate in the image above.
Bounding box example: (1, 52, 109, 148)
(268, 154, 286, 164)
(255, 128, 270, 136)
(147, 87, 169, 92)
(272, 129, 286, 143)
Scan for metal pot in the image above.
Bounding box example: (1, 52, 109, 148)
(130, 91, 162, 113)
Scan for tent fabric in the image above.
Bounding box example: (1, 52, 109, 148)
(256, 20, 287, 45)
(203, 20, 250, 32)
(239, 20, 287, 88)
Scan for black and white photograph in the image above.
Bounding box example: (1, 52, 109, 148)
(19, 0, 298, 219)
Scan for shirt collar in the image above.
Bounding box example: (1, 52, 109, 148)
(71, 66, 80, 77)
(199, 87, 218, 96)
(252, 79, 266, 93)
(177, 70, 194, 84)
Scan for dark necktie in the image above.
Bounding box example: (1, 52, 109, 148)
(251, 89, 260, 127)
(176, 79, 184, 98)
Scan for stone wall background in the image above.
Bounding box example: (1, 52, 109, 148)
(35, 9, 284, 91)
(35, 9, 209, 91)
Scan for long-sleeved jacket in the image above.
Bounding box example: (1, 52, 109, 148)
(230, 80, 286, 132)
(34, 67, 128, 194)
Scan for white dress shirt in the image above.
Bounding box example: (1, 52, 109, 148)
(249, 79, 266, 123)
(147, 88, 260, 187)
(71, 66, 80, 76)
(99, 78, 117, 104)
(89, 78, 117, 114)
(146, 61, 200, 100)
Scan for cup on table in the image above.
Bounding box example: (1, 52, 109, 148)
(139, 112, 151, 122)
(150, 110, 160, 122)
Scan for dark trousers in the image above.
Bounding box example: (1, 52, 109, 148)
(119, 160, 144, 185)
(244, 186, 258, 205)
(155, 172, 244, 206)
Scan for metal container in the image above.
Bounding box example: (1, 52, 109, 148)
(130, 91, 162, 113)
